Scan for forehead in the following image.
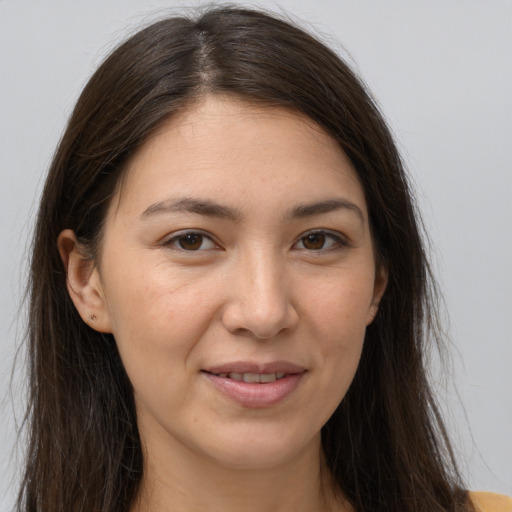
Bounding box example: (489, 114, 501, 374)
(110, 95, 367, 221)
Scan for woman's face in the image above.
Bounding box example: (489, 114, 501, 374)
(86, 96, 386, 470)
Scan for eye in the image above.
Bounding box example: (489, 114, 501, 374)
(163, 231, 218, 251)
(293, 230, 346, 251)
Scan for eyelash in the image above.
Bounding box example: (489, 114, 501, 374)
(161, 230, 219, 252)
(161, 229, 347, 252)
(292, 230, 348, 251)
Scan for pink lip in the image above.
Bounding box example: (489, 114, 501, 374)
(201, 361, 307, 408)
(204, 360, 305, 375)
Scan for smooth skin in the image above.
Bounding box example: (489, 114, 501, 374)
(59, 95, 387, 512)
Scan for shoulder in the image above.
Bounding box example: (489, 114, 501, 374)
(470, 492, 512, 512)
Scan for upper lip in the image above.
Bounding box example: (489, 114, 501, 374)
(203, 361, 306, 375)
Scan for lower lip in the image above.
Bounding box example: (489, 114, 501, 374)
(202, 372, 305, 408)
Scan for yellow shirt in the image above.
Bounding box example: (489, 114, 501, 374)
(471, 492, 512, 512)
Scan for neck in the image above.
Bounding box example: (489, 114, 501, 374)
(131, 432, 349, 512)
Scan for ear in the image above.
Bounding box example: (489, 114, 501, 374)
(366, 266, 388, 325)
(57, 229, 112, 333)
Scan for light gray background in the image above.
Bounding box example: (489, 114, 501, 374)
(1, 0, 511, 508)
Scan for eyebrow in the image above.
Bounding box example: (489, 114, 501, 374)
(140, 197, 242, 221)
(289, 198, 364, 222)
(140, 196, 364, 223)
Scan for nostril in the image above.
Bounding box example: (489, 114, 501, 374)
(229, 327, 254, 337)
(221, 304, 299, 340)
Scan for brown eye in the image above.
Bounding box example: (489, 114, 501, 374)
(164, 231, 217, 251)
(302, 233, 326, 250)
(178, 233, 204, 250)
(294, 231, 345, 251)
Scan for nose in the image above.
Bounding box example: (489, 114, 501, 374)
(220, 249, 299, 339)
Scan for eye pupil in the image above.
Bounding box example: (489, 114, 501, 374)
(303, 233, 326, 250)
(179, 234, 203, 250)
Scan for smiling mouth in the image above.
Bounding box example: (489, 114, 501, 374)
(202, 368, 305, 407)
(205, 371, 287, 383)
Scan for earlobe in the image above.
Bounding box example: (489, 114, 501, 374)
(367, 266, 388, 326)
(366, 303, 379, 325)
(57, 229, 112, 333)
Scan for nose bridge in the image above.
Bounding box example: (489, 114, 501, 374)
(245, 245, 283, 308)
(222, 243, 298, 339)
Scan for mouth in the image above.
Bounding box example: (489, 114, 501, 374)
(204, 371, 287, 383)
(201, 362, 306, 407)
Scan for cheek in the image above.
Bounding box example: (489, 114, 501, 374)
(304, 271, 374, 343)
(301, 271, 372, 400)
(102, 270, 224, 422)
(101, 257, 221, 373)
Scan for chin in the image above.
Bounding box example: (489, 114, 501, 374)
(199, 425, 320, 471)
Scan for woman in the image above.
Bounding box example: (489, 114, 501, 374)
(17, 6, 510, 512)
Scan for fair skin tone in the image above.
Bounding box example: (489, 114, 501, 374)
(59, 96, 387, 512)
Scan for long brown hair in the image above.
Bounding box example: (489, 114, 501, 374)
(19, 6, 473, 511)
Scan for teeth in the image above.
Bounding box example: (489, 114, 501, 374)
(243, 372, 260, 383)
(217, 372, 286, 383)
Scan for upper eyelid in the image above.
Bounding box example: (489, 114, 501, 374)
(292, 230, 350, 252)
(295, 228, 347, 242)
(158, 228, 348, 248)
(160, 229, 220, 248)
